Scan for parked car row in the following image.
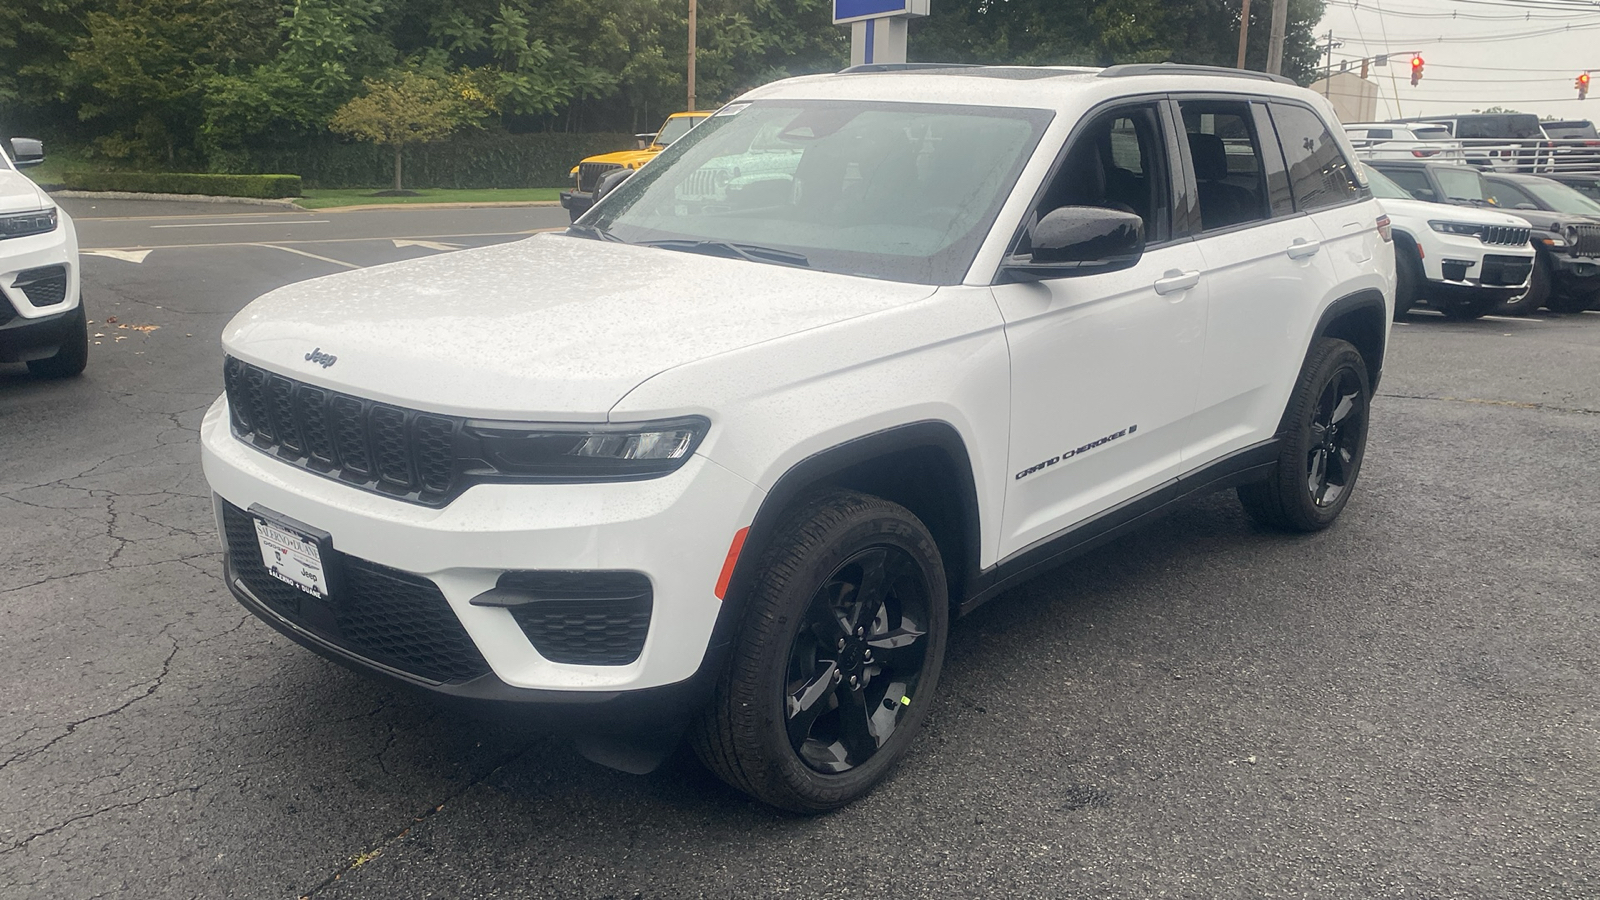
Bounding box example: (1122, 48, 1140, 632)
(1363, 157, 1600, 319)
(1345, 114, 1600, 176)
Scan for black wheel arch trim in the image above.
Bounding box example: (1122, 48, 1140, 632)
(711, 421, 984, 649)
(1308, 287, 1389, 393)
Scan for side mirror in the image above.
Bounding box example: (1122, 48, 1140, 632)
(594, 167, 634, 204)
(5, 137, 44, 169)
(1003, 206, 1145, 281)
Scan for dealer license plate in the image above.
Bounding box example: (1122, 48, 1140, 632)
(253, 516, 329, 600)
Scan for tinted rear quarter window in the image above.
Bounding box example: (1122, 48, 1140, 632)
(1269, 103, 1362, 210)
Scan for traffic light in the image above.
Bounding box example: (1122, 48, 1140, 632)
(1579, 72, 1591, 100)
(1410, 55, 1424, 86)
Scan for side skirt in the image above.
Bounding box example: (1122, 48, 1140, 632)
(958, 438, 1280, 617)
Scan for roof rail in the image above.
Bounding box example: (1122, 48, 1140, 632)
(838, 62, 982, 74)
(1097, 63, 1294, 85)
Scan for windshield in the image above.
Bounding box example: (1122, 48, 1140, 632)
(1362, 165, 1413, 200)
(587, 100, 1053, 284)
(1524, 178, 1600, 215)
(1435, 167, 1488, 203)
(654, 116, 703, 147)
(1457, 115, 1543, 140)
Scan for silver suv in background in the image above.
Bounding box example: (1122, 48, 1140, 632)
(1395, 113, 1550, 173)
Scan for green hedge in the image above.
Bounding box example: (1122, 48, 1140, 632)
(61, 171, 303, 199)
(238, 132, 638, 189)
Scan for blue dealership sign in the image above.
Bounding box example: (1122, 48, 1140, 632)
(833, 0, 915, 24)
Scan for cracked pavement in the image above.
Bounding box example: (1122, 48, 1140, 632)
(2, 200, 1597, 899)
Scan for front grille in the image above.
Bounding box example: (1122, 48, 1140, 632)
(497, 572, 652, 666)
(11, 265, 68, 307)
(1570, 223, 1600, 258)
(1480, 226, 1530, 246)
(578, 162, 623, 192)
(224, 357, 463, 505)
(222, 501, 491, 684)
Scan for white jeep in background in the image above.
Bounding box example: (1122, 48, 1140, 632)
(1362, 163, 1535, 319)
(202, 63, 1393, 812)
(1, 136, 86, 378)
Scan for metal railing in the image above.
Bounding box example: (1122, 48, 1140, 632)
(1349, 136, 1600, 175)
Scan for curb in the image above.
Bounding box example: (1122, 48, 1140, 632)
(49, 190, 301, 208)
(300, 200, 564, 212)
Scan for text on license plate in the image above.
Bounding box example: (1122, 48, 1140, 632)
(253, 517, 329, 599)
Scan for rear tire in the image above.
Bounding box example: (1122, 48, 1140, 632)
(25, 303, 88, 379)
(1238, 338, 1371, 532)
(690, 490, 948, 813)
(1498, 254, 1550, 316)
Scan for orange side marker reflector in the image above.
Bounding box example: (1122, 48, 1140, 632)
(714, 527, 749, 600)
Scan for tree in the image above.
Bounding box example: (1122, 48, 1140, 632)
(329, 69, 491, 190)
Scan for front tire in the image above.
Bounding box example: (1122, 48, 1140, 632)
(690, 490, 949, 813)
(1393, 238, 1423, 319)
(1545, 285, 1598, 314)
(1238, 338, 1372, 532)
(26, 303, 89, 379)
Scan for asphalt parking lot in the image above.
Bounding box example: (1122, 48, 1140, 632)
(2, 199, 1597, 900)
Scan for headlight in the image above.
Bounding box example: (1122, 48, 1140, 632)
(0, 208, 58, 240)
(469, 417, 709, 480)
(1428, 221, 1484, 237)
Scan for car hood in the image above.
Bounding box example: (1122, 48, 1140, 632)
(222, 233, 937, 420)
(572, 149, 658, 171)
(0, 168, 52, 215)
(1377, 196, 1531, 228)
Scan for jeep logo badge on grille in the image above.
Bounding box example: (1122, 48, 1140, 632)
(304, 348, 337, 368)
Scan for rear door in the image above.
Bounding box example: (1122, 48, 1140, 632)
(1175, 95, 1344, 462)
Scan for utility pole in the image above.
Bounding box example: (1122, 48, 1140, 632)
(1236, 0, 1252, 69)
(1321, 31, 1343, 96)
(687, 0, 698, 111)
(1265, 0, 1288, 76)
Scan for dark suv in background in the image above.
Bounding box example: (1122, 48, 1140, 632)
(1368, 160, 1600, 314)
(1397, 113, 1549, 173)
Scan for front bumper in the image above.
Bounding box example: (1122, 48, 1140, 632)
(559, 191, 594, 216)
(200, 395, 763, 704)
(1, 216, 80, 362)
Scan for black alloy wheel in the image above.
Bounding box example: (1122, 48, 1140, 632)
(1304, 367, 1366, 510)
(1238, 338, 1372, 532)
(691, 489, 948, 813)
(785, 545, 932, 774)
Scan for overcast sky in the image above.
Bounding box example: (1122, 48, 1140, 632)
(1313, 0, 1600, 120)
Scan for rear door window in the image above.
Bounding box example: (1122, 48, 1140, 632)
(1268, 103, 1363, 211)
(1178, 100, 1271, 231)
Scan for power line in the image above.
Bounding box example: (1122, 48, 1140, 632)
(1337, 20, 1600, 42)
(1329, 0, 1600, 19)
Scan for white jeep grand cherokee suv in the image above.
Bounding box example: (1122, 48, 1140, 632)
(1, 137, 86, 378)
(201, 64, 1394, 811)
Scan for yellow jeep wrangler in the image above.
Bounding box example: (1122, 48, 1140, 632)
(561, 111, 712, 222)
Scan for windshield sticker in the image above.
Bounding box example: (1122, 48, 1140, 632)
(713, 103, 751, 117)
(1014, 424, 1138, 481)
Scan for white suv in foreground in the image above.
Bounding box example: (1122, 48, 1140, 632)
(202, 64, 1393, 811)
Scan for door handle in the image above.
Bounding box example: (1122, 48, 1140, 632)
(1287, 238, 1322, 259)
(1153, 269, 1200, 295)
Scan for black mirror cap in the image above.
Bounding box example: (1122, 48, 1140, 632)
(594, 167, 634, 204)
(5, 137, 44, 169)
(1003, 206, 1145, 281)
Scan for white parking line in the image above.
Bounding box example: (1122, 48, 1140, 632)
(149, 220, 331, 229)
(256, 243, 361, 270)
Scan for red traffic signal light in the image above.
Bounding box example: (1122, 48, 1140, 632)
(1579, 72, 1591, 100)
(1410, 55, 1425, 86)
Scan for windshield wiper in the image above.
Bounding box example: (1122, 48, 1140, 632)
(640, 239, 810, 269)
(567, 223, 626, 242)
